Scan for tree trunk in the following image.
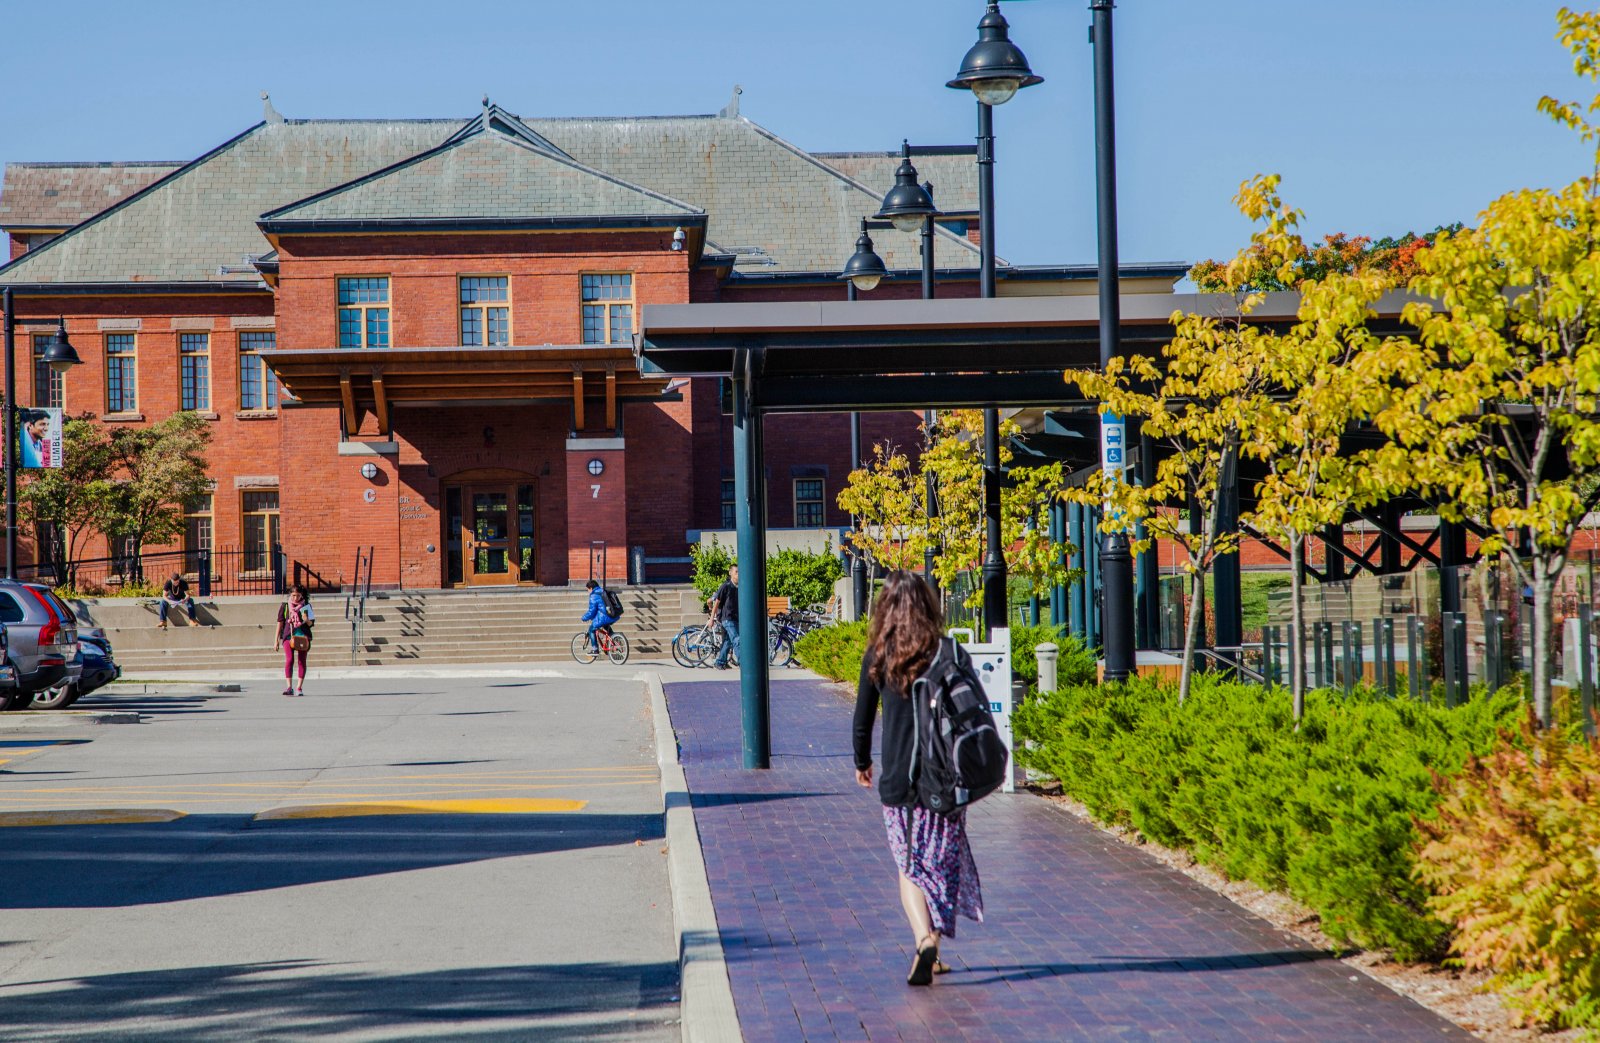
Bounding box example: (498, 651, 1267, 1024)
(1532, 562, 1557, 727)
(1290, 534, 1306, 725)
(1178, 566, 1203, 705)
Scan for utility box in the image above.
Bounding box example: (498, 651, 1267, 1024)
(948, 627, 1015, 793)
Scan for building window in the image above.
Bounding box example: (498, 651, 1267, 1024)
(460, 276, 510, 346)
(183, 494, 212, 576)
(721, 479, 736, 530)
(337, 276, 390, 349)
(241, 490, 280, 573)
(794, 478, 826, 528)
(239, 331, 279, 410)
(31, 334, 62, 409)
(105, 333, 137, 413)
(581, 273, 633, 345)
(179, 332, 210, 411)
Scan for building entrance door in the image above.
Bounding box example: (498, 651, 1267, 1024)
(444, 477, 537, 587)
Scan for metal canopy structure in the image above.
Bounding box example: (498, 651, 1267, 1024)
(639, 291, 1253, 768)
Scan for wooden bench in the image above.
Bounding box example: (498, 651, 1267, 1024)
(766, 596, 791, 617)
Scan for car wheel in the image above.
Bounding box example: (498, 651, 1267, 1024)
(4, 689, 35, 711)
(28, 683, 74, 711)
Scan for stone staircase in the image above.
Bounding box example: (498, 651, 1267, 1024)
(66, 586, 702, 675)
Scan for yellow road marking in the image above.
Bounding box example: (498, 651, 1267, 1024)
(255, 798, 587, 820)
(0, 780, 658, 807)
(0, 809, 185, 827)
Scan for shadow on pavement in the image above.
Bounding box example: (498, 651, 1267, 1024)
(0, 959, 678, 1041)
(951, 950, 1336, 985)
(686, 791, 831, 809)
(0, 812, 664, 910)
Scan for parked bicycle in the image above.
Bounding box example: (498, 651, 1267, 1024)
(571, 625, 630, 665)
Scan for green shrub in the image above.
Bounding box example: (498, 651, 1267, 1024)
(1012, 675, 1523, 959)
(766, 547, 844, 608)
(690, 539, 736, 603)
(1416, 708, 1600, 1031)
(793, 620, 869, 683)
(691, 541, 844, 609)
(1006, 623, 1097, 690)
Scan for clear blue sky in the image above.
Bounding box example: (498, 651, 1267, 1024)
(0, 0, 1588, 268)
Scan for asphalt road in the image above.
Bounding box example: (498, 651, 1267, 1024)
(0, 676, 677, 1042)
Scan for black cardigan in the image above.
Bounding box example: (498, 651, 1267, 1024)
(852, 648, 919, 807)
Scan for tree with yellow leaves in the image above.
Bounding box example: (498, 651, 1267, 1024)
(1064, 281, 1276, 703)
(1382, 7, 1600, 727)
(837, 410, 1071, 620)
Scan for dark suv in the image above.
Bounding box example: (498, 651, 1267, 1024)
(0, 580, 79, 710)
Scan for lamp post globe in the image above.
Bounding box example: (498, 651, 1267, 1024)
(946, 0, 1043, 106)
(874, 141, 938, 235)
(837, 219, 889, 294)
(43, 318, 82, 375)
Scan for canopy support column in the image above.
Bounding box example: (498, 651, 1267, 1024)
(732, 348, 771, 770)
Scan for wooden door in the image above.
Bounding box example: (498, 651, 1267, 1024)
(465, 486, 516, 586)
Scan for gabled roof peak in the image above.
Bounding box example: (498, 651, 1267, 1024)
(442, 100, 571, 160)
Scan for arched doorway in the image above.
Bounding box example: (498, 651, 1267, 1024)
(441, 469, 539, 587)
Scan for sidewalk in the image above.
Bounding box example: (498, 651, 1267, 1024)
(665, 678, 1469, 1042)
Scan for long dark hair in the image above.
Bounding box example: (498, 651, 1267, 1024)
(866, 571, 944, 697)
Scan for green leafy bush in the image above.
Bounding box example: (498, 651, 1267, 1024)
(793, 620, 869, 683)
(766, 547, 844, 609)
(691, 541, 844, 609)
(690, 539, 736, 603)
(1006, 623, 1097, 690)
(1416, 708, 1600, 1031)
(1012, 676, 1522, 959)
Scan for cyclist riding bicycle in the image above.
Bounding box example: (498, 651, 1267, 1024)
(581, 579, 618, 653)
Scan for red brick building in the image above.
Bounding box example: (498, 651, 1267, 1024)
(0, 98, 1180, 590)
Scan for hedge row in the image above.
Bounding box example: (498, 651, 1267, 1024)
(1012, 676, 1523, 960)
(794, 620, 1096, 691)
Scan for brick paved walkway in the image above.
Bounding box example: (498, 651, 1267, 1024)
(667, 678, 1469, 1042)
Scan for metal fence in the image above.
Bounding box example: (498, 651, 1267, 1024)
(14, 544, 344, 598)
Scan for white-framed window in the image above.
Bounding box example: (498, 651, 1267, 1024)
(460, 276, 510, 346)
(338, 276, 390, 348)
(239, 331, 279, 410)
(581, 273, 633, 345)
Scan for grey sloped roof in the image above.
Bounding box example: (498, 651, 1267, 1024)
(812, 151, 979, 216)
(262, 125, 701, 224)
(0, 162, 183, 230)
(0, 120, 461, 286)
(522, 114, 982, 274)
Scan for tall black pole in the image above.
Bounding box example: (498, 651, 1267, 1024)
(3, 287, 15, 580)
(977, 101, 1007, 637)
(732, 348, 770, 769)
(1092, 0, 1135, 681)
(847, 278, 868, 620)
(921, 191, 939, 592)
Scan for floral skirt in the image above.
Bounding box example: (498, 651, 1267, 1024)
(882, 804, 984, 938)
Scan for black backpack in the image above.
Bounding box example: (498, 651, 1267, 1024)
(600, 587, 624, 619)
(909, 637, 1009, 815)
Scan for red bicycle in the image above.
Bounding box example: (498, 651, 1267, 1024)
(571, 626, 630, 665)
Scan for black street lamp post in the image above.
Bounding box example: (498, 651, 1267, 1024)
(1090, 0, 1136, 681)
(838, 220, 890, 620)
(949, 0, 1040, 637)
(1, 287, 83, 579)
(872, 141, 943, 592)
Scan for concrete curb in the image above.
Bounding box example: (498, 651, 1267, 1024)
(0, 709, 140, 728)
(646, 671, 741, 1043)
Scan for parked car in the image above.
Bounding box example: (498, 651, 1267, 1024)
(0, 581, 79, 711)
(29, 628, 118, 710)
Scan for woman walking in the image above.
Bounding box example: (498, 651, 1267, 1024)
(852, 570, 983, 986)
(276, 584, 315, 696)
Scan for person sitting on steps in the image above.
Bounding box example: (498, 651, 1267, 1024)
(158, 572, 196, 629)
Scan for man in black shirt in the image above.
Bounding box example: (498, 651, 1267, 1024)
(710, 564, 739, 669)
(158, 572, 195, 629)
